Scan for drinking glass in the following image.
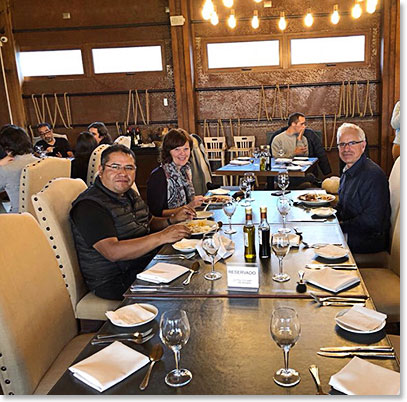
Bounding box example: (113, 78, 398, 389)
(278, 147, 285, 158)
(202, 232, 222, 280)
(222, 198, 237, 234)
(160, 309, 192, 387)
(244, 172, 255, 202)
(34, 145, 46, 158)
(271, 231, 291, 282)
(252, 147, 260, 159)
(270, 307, 301, 387)
(239, 178, 250, 207)
(276, 171, 289, 195)
(277, 196, 292, 234)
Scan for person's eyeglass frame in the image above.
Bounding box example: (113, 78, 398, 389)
(39, 129, 52, 136)
(104, 163, 137, 172)
(337, 140, 365, 149)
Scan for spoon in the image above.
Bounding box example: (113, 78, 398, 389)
(139, 344, 164, 391)
(309, 365, 328, 395)
(183, 261, 200, 285)
(203, 201, 212, 211)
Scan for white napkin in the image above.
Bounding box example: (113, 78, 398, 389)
(196, 233, 235, 263)
(305, 268, 360, 293)
(140, 143, 156, 148)
(275, 158, 292, 164)
(335, 305, 387, 332)
(329, 357, 400, 395)
(69, 341, 149, 392)
(230, 159, 251, 165)
(105, 303, 156, 326)
(316, 244, 348, 259)
(136, 262, 189, 284)
(272, 234, 300, 247)
(291, 160, 313, 166)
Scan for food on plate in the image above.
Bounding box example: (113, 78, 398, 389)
(298, 193, 335, 202)
(203, 195, 232, 204)
(185, 219, 217, 234)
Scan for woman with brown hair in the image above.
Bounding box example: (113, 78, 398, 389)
(147, 128, 204, 217)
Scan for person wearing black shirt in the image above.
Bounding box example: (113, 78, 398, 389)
(36, 123, 73, 157)
(71, 131, 98, 182)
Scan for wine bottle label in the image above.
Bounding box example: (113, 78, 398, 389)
(244, 232, 249, 247)
(258, 229, 262, 245)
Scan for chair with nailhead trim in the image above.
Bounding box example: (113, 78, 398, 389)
(0, 213, 94, 394)
(31, 178, 120, 321)
(113, 135, 131, 148)
(18, 157, 71, 217)
(86, 144, 109, 186)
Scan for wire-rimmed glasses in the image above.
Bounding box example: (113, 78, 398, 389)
(202, 232, 222, 281)
(271, 230, 291, 282)
(270, 307, 301, 387)
(222, 198, 237, 234)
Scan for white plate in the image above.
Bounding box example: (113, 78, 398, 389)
(287, 165, 302, 171)
(172, 239, 200, 252)
(195, 210, 214, 219)
(107, 303, 158, 327)
(237, 156, 251, 161)
(275, 158, 292, 164)
(298, 193, 336, 206)
(293, 157, 309, 160)
(312, 207, 337, 218)
(335, 309, 386, 334)
(186, 219, 218, 235)
(315, 245, 348, 260)
(291, 160, 313, 166)
(209, 188, 230, 195)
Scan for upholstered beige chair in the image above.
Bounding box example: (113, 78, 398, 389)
(19, 157, 71, 216)
(32, 178, 120, 321)
(114, 135, 131, 148)
(0, 213, 93, 395)
(86, 143, 109, 186)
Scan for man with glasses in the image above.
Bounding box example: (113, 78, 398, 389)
(36, 123, 73, 157)
(336, 123, 390, 254)
(70, 144, 194, 300)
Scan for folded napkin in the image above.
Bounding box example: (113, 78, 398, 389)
(272, 234, 300, 247)
(196, 233, 235, 263)
(274, 158, 292, 164)
(229, 159, 251, 165)
(136, 262, 189, 284)
(105, 303, 156, 326)
(329, 357, 400, 395)
(140, 143, 156, 148)
(291, 160, 313, 166)
(335, 305, 387, 332)
(316, 244, 348, 259)
(305, 268, 360, 293)
(69, 341, 149, 392)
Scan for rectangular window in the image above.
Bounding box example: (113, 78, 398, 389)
(92, 46, 163, 74)
(207, 40, 279, 69)
(290, 35, 365, 65)
(19, 49, 84, 77)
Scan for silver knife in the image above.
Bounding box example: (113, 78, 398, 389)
(318, 351, 395, 358)
(305, 264, 357, 270)
(91, 333, 155, 345)
(322, 301, 365, 306)
(320, 346, 394, 352)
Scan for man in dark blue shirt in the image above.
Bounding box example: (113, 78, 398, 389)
(336, 123, 390, 253)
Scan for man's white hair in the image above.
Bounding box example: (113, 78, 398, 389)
(337, 123, 366, 143)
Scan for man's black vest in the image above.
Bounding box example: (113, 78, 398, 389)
(70, 176, 150, 291)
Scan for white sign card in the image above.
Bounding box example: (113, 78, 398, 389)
(226, 264, 259, 291)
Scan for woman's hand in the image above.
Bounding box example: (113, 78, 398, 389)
(188, 195, 204, 208)
(0, 155, 14, 166)
(173, 205, 196, 223)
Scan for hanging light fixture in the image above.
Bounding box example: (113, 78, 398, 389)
(251, 10, 260, 29)
(304, 8, 314, 27)
(210, 7, 219, 25)
(278, 11, 287, 31)
(351, 1, 362, 19)
(254, 0, 262, 3)
(223, 0, 233, 8)
(366, 0, 378, 14)
(202, 0, 214, 20)
(228, 9, 237, 28)
(331, 4, 340, 24)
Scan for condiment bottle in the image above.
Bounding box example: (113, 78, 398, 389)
(258, 206, 270, 258)
(244, 207, 256, 262)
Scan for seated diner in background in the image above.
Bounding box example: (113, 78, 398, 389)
(147, 128, 204, 217)
(70, 144, 193, 300)
(70, 131, 98, 182)
(35, 122, 73, 158)
(0, 124, 39, 212)
(336, 123, 390, 254)
(88, 121, 113, 145)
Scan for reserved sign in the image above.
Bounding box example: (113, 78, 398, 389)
(226, 265, 259, 290)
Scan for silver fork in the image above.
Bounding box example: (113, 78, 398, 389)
(302, 242, 343, 249)
(91, 333, 154, 345)
(96, 327, 153, 340)
(155, 252, 195, 260)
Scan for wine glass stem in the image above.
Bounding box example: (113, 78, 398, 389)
(283, 346, 290, 373)
(173, 349, 181, 373)
(228, 216, 232, 231)
(283, 215, 286, 228)
(278, 257, 284, 275)
(211, 255, 215, 273)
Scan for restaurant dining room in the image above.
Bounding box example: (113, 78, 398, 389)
(0, 0, 401, 396)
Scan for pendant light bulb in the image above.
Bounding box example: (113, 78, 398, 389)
(251, 10, 260, 29)
(278, 12, 287, 31)
(210, 9, 219, 25)
(223, 0, 233, 8)
(366, 0, 378, 14)
(228, 9, 237, 28)
(304, 9, 314, 27)
(254, 0, 262, 3)
(202, 0, 214, 21)
(351, 2, 362, 19)
(331, 4, 340, 25)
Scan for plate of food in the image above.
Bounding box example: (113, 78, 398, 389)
(312, 207, 337, 218)
(298, 193, 336, 206)
(185, 219, 218, 235)
(105, 303, 158, 327)
(172, 238, 200, 253)
(203, 195, 232, 205)
(314, 244, 348, 260)
(335, 309, 386, 334)
(209, 188, 230, 195)
(195, 210, 214, 219)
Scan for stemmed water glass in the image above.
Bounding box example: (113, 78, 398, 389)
(271, 230, 291, 282)
(160, 309, 192, 387)
(277, 196, 292, 234)
(34, 145, 46, 158)
(202, 232, 222, 280)
(270, 307, 301, 387)
(222, 198, 237, 234)
(239, 178, 250, 207)
(276, 171, 289, 195)
(244, 172, 255, 202)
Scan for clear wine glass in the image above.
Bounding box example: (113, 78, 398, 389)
(244, 172, 255, 202)
(222, 198, 237, 234)
(270, 307, 301, 387)
(34, 144, 46, 158)
(202, 232, 222, 280)
(253, 147, 260, 159)
(271, 231, 291, 282)
(239, 178, 250, 207)
(277, 196, 292, 234)
(160, 309, 192, 387)
(276, 171, 289, 195)
(278, 147, 285, 158)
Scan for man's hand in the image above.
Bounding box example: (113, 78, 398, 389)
(161, 223, 191, 243)
(188, 195, 204, 209)
(294, 146, 308, 155)
(173, 205, 196, 222)
(297, 126, 305, 141)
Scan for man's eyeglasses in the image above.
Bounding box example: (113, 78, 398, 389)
(337, 140, 364, 149)
(40, 130, 51, 135)
(104, 163, 136, 172)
